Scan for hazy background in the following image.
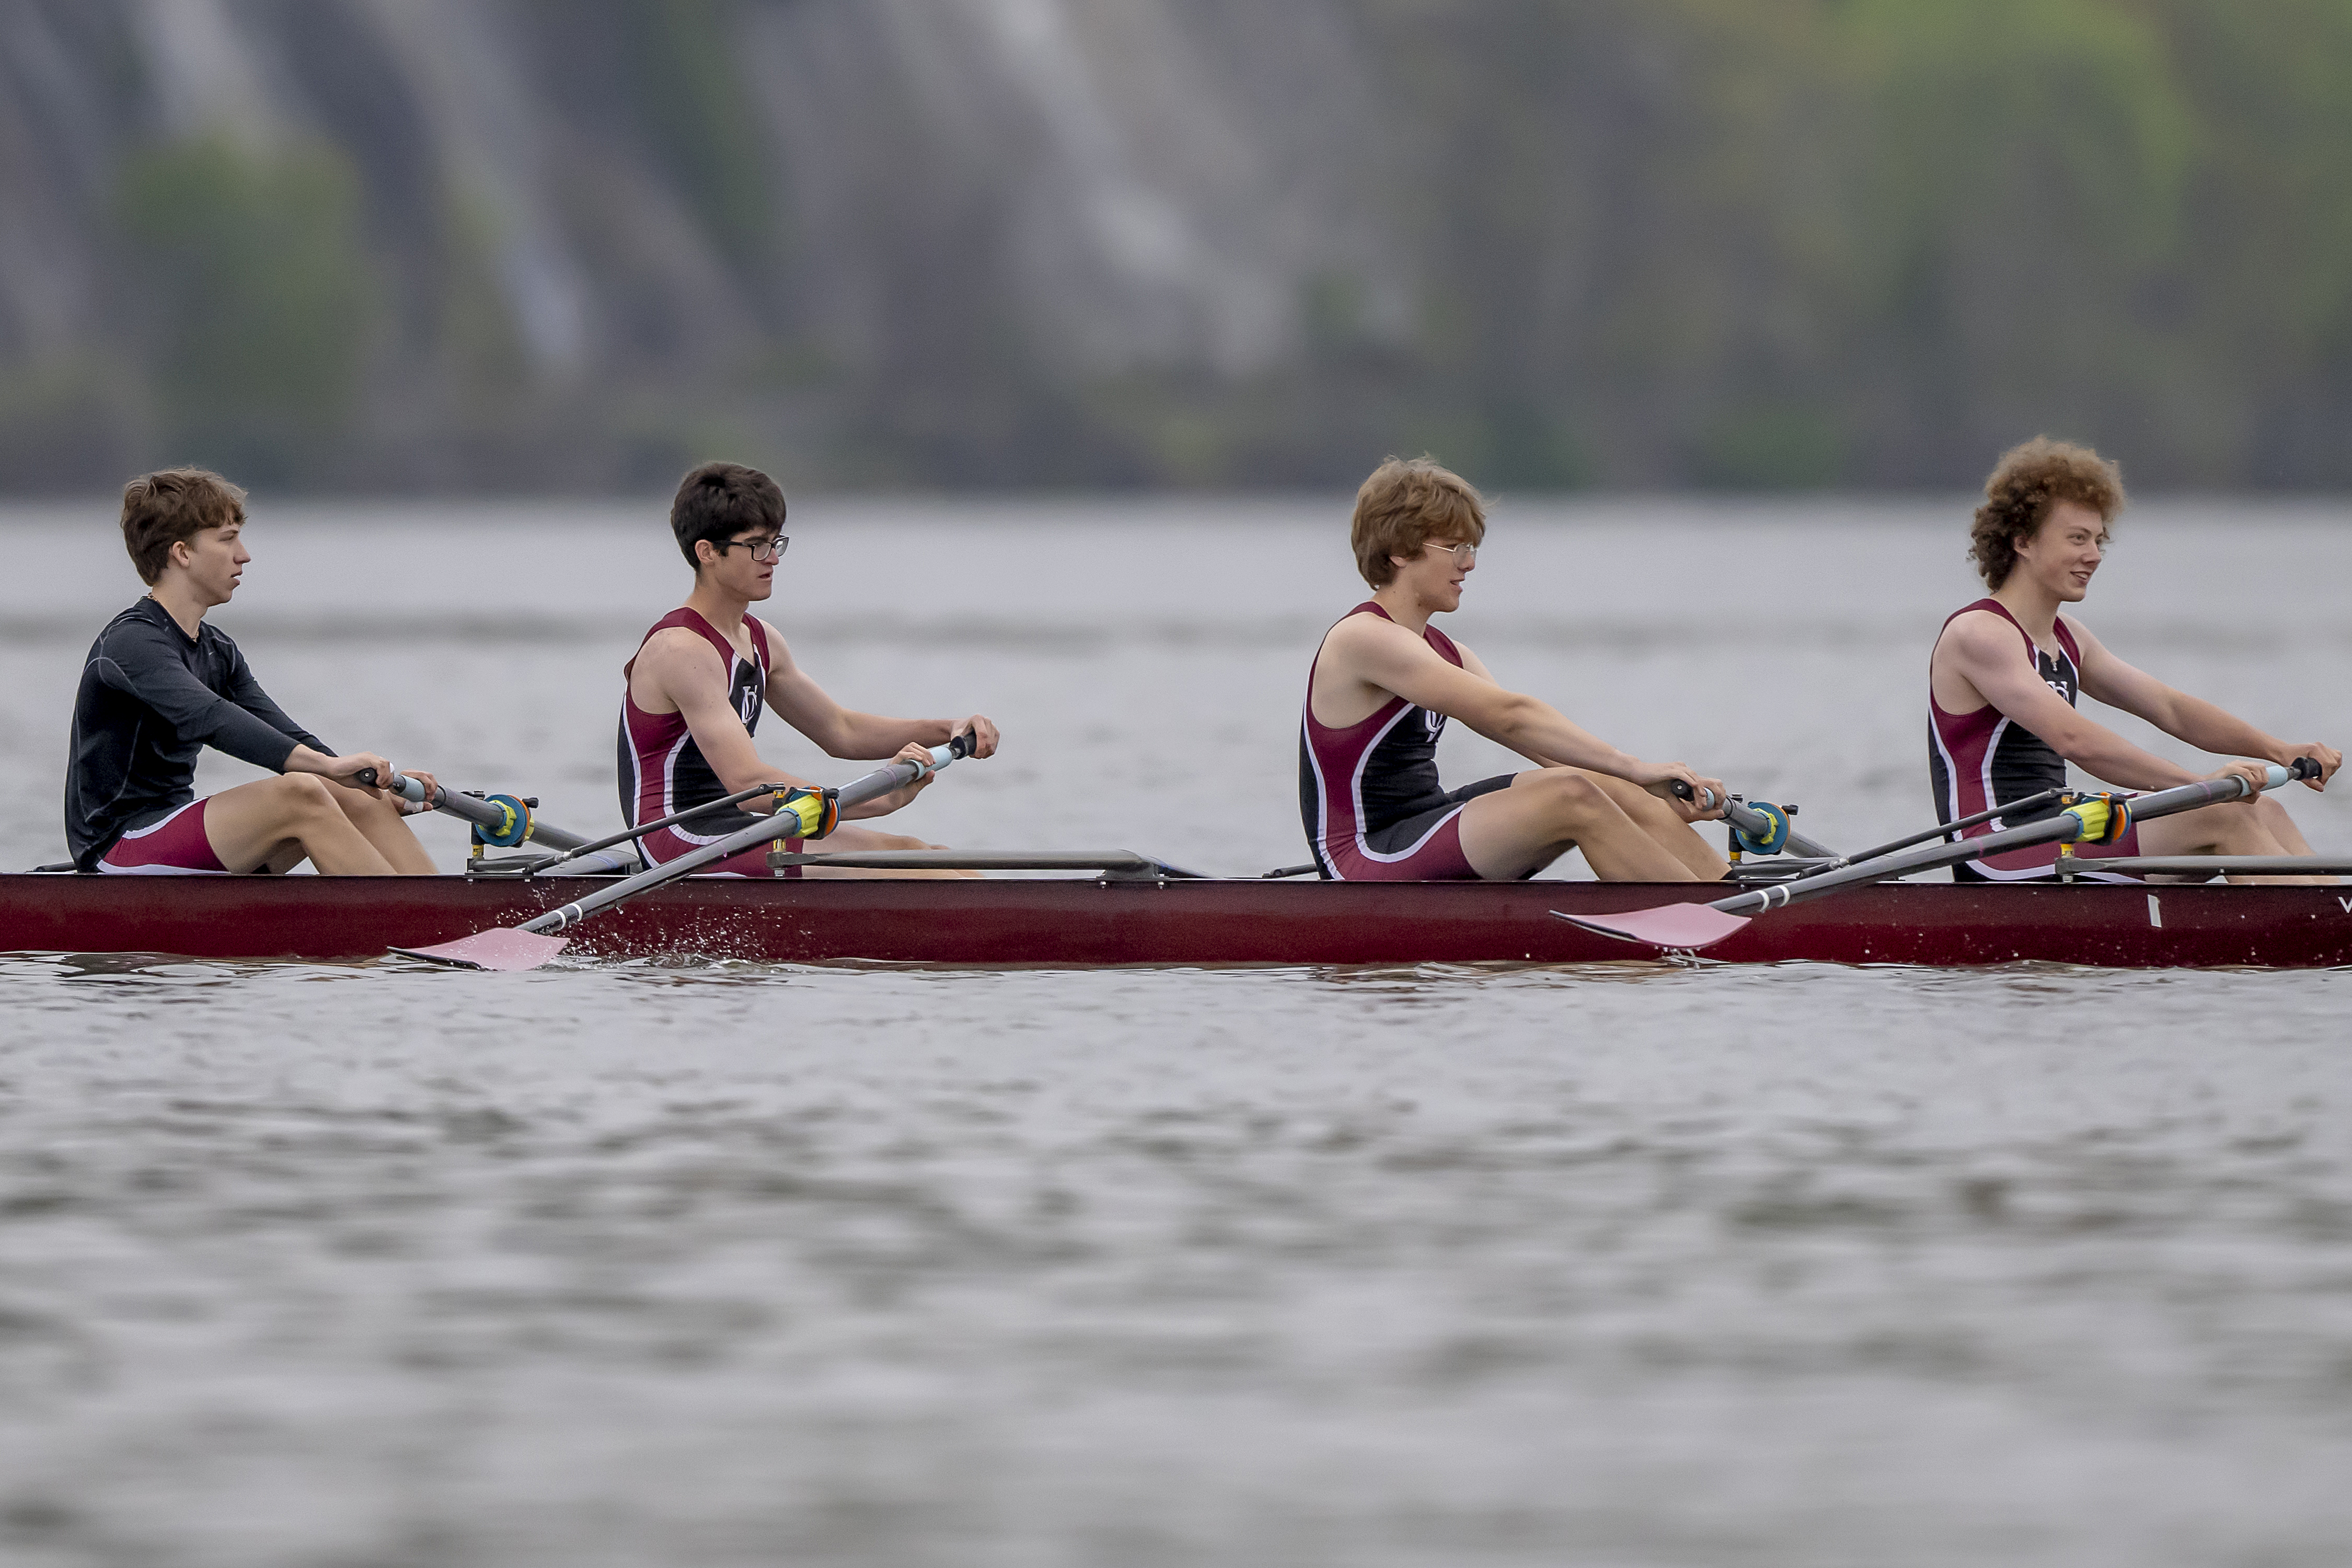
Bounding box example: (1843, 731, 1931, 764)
(10, 16, 2352, 1565)
(3, 0, 2351, 497)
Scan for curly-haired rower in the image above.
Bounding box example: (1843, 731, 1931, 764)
(1926, 439, 2337, 883)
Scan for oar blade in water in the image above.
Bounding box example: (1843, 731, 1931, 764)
(390, 928, 571, 971)
(1553, 902, 1753, 951)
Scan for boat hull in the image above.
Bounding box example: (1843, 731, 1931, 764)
(5, 873, 2349, 969)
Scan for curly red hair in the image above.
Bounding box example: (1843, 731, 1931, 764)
(1970, 438, 2125, 589)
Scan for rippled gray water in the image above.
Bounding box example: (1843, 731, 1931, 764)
(2, 498, 2349, 1566)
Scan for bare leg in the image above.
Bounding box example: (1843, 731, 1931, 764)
(2136, 797, 2331, 884)
(1585, 771, 1731, 879)
(1457, 769, 1717, 882)
(326, 781, 438, 873)
(799, 823, 980, 880)
(202, 774, 399, 875)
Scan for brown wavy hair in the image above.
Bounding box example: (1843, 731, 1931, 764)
(121, 468, 247, 585)
(1969, 438, 2125, 590)
(1352, 457, 1486, 587)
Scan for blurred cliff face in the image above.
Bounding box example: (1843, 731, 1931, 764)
(1, 0, 2349, 493)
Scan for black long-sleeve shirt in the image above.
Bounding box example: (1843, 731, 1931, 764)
(65, 599, 328, 869)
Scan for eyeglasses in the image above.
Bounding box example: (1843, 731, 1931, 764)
(1423, 541, 1478, 569)
(716, 534, 789, 562)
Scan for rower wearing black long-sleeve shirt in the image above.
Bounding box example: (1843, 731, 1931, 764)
(64, 468, 442, 875)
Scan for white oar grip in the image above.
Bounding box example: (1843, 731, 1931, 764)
(354, 766, 432, 805)
(2241, 759, 2318, 797)
(906, 732, 973, 780)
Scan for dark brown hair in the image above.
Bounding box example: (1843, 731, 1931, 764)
(121, 468, 247, 585)
(672, 461, 787, 571)
(1970, 438, 2124, 589)
(1351, 457, 1487, 588)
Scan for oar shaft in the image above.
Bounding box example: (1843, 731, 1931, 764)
(1840, 788, 2067, 867)
(530, 782, 791, 869)
(359, 768, 596, 853)
(518, 739, 970, 937)
(1714, 763, 2313, 916)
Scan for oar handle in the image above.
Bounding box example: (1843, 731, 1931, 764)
(351, 767, 596, 853)
(1670, 779, 1765, 830)
(353, 765, 429, 804)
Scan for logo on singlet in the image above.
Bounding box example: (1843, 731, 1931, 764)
(737, 687, 760, 724)
(1424, 710, 1445, 739)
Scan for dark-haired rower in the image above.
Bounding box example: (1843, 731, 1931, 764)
(65, 469, 442, 875)
(1301, 457, 1728, 882)
(1929, 438, 2338, 881)
(619, 462, 1000, 878)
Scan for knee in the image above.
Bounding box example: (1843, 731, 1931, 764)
(337, 784, 399, 822)
(2207, 801, 2274, 851)
(275, 772, 338, 814)
(1532, 770, 1610, 822)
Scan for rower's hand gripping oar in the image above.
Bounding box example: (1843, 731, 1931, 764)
(1570, 760, 2321, 952)
(1670, 781, 1838, 861)
(390, 732, 983, 972)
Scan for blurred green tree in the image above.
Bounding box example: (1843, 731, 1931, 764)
(114, 134, 381, 485)
(1837, 0, 2199, 480)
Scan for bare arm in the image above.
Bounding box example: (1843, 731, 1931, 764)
(631, 628, 965, 823)
(1939, 613, 2243, 792)
(2069, 617, 2338, 790)
(757, 621, 1000, 762)
(1331, 618, 1721, 815)
(630, 629, 818, 814)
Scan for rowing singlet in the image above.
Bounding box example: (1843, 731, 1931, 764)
(1928, 596, 2139, 882)
(1299, 602, 1512, 881)
(618, 608, 798, 873)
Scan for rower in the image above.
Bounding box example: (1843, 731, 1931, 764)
(618, 462, 1000, 878)
(1300, 457, 1730, 882)
(65, 469, 443, 875)
(1929, 437, 2339, 882)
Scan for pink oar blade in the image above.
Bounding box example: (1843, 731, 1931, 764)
(1553, 901, 1754, 951)
(389, 928, 572, 971)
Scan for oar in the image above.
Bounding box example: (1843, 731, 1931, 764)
(1830, 787, 2068, 868)
(1673, 782, 1839, 860)
(356, 768, 596, 854)
(1564, 760, 2321, 951)
(511, 782, 795, 873)
(390, 733, 981, 971)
